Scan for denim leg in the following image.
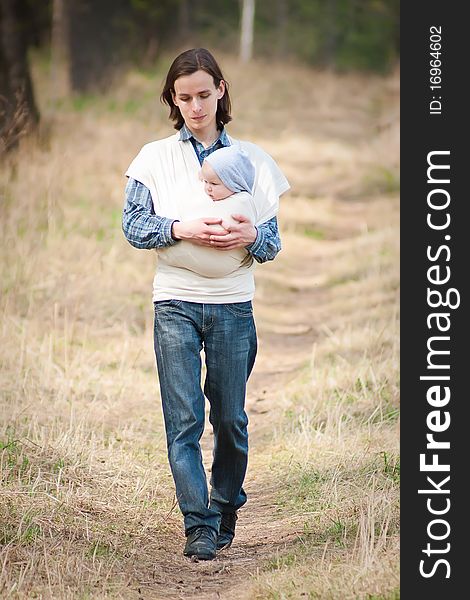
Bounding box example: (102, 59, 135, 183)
(203, 301, 257, 515)
(153, 300, 220, 534)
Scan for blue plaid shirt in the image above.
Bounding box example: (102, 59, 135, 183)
(122, 126, 281, 263)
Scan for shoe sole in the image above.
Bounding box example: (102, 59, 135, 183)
(216, 540, 233, 551)
(184, 552, 215, 561)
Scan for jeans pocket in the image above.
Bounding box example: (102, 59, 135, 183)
(154, 299, 183, 313)
(224, 301, 253, 318)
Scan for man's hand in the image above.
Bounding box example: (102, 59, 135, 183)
(172, 218, 229, 246)
(208, 214, 257, 250)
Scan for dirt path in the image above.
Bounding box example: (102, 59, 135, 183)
(130, 363, 312, 600)
(136, 342, 311, 599)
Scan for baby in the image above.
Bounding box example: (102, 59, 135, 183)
(158, 145, 257, 278)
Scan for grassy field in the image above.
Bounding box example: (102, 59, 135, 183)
(0, 54, 399, 599)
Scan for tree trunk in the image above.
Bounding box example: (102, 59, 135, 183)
(239, 0, 255, 63)
(276, 0, 287, 58)
(322, 0, 339, 68)
(0, 0, 39, 152)
(50, 0, 71, 100)
(178, 0, 190, 43)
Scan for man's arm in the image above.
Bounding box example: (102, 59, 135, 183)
(122, 178, 178, 249)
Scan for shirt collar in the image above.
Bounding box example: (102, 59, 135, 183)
(178, 124, 230, 148)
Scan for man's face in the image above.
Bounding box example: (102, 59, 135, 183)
(200, 161, 232, 200)
(172, 70, 225, 136)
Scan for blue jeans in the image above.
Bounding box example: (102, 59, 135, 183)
(153, 299, 257, 535)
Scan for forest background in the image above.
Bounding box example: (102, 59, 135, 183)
(1, 0, 399, 141)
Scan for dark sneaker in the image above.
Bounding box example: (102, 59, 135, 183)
(183, 526, 217, 561)
(216, 512, 238, 550)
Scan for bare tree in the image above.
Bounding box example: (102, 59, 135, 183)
(0, 0, 39, 152)
(239, 0, 255, 63)
(50, 0, 71, 101)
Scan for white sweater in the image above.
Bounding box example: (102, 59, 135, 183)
(125, 134, 289, 303)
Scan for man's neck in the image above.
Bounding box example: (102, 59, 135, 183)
(186, 125, 219, 149)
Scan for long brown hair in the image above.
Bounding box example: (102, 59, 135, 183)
(160, 48, 232, 131)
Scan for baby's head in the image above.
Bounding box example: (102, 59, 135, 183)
(201, 145, 255, 201)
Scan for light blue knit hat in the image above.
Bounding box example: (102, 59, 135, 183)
(204, 145, 255, 194)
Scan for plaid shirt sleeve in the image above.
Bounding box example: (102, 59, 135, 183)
(122, 178, 179, 249)
(246, 216, 282, 263)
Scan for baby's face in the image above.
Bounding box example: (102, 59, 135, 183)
(200, 161, 233, 200)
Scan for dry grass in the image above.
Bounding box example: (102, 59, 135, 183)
(1, 53, 399, 599)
